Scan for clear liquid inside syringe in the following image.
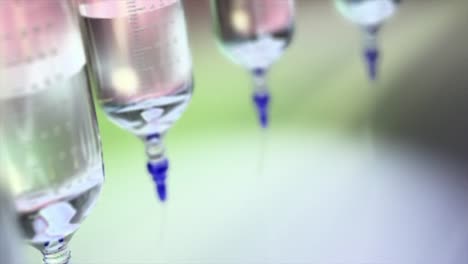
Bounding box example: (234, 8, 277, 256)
(80, 0, 193, 136)
(335, 0, 400, 28)
(213, 0, 295, 70)
(0, 0, 104, 249)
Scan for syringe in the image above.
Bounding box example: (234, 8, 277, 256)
(335, 0, 401, 81)
(79, 0, 194, 201)
(211, 0, 295, 128)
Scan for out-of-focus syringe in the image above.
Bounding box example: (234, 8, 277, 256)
(335, 0, 401, 81)
(211, 0, 295, 128)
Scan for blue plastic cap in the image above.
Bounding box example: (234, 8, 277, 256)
(253, 68, 266, 76)
(147, 159, 169, 202)
(253, 92, 270, 128)
(364, 48, 380, 81)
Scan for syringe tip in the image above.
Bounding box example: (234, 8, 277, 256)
(156, 183, 167, 202)
(253, 92, 270, 128)
(147, 159, 169, 202)
(364, 47, 380, 81)
(260, 112, 268, 128)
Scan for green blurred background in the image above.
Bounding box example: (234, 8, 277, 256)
(24, 0, 468, 262)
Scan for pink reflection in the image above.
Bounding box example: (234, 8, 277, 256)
(0, 1, 70, 67)
(254, 0, 294, 34)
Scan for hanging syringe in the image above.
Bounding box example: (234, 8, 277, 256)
(335, 0, 401, 81)
(79, 0, 193, 201)
(211, 0, 295, 128)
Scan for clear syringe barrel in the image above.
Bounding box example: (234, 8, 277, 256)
(78, 0, 193, 106)
(0, 1, 86, 99)
(212, 0, 295, 70)
(213, 0, 295, 40)
(0, 1, 102, 196)
(334, 0, 400, 45)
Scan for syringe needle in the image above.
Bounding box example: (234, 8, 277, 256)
(158, 196, 168, 238)
(256, 127, 269, 180)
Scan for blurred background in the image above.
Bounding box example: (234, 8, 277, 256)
(20, 0, 468, 263)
